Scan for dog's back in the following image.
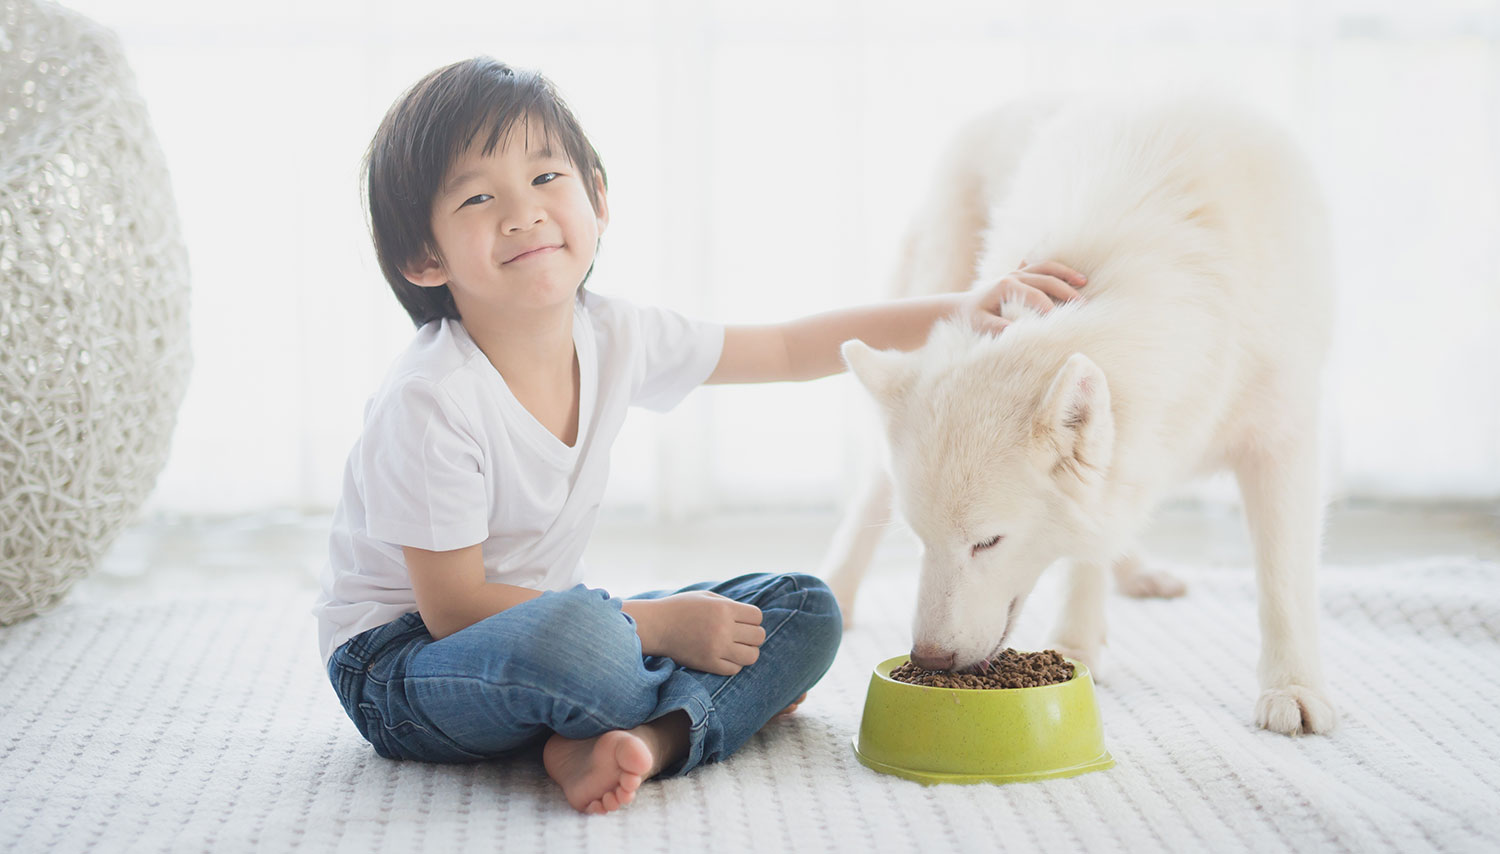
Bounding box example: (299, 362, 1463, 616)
(979, 97, 1333, 349)
(910, 98, 1334, 498)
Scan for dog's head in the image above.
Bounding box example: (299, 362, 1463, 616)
(843, 319, 1115, 671)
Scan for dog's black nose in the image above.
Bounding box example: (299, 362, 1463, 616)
(910, 644, 955, 671)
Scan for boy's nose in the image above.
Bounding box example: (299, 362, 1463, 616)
(502, 212, 544, 234)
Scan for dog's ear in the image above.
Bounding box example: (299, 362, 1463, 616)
(1034, 353, 1113, 485)
(842, 339, 916, 407)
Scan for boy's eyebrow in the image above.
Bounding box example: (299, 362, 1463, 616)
(442, 147, 561, 197)
(442, 170, 482, 197)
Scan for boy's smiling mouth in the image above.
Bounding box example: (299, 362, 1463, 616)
(504, 244, 562, 264)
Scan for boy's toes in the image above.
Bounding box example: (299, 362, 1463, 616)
(777, 692, 808, 717)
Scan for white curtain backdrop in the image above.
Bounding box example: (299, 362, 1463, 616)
(57, 0, 1500, 518)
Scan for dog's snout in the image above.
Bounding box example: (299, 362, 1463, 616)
(910, 644, 956, 671)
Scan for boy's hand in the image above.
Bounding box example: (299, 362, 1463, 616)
(961, 260, 1088, 334)
(633, 591, 765, 676)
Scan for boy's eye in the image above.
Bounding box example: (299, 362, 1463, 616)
(460, 194, 491, 208)
(533, 172, 559, 185)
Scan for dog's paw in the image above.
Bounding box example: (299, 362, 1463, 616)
(1052, 644, 1104, 682)
(1121, 570, 1186, 598)
(1255, 684, 1338, 735)
(1112, 554, 1187, 598)
(1118, 567, 1187, 598)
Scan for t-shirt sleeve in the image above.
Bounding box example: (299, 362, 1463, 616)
(628, 300, 725, 413)
(360, 379, 490, 552)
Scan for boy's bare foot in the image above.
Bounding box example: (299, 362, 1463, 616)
(775, 692, 807, 718)
(757, 692, 808, 734)
(542, 712, 689, 815)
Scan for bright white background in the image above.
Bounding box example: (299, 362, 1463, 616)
(60, 0, 1500, 519)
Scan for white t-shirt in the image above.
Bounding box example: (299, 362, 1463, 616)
(313, 291, 724, 663)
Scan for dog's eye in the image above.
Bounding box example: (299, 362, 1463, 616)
(972, 535, 1004, 556)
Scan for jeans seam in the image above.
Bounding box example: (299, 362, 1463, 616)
(676, 697, 710, 730)
(335, 616, 427, 673)
(397, 673, 622, 732)
(348, 624, 431, 688)
(359, 701, 485, 761)
(708, 576, 807, 704)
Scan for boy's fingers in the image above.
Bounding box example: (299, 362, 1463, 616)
(1017, 273, 1084, 304)
(734, 602, 763, 625)
(1021, 260, 1088, 286)
(1005, 280, 1055, 314)
(969, 312, 1012, 335)
(735, 622, 767, 646)
(726, 643, 760, 667)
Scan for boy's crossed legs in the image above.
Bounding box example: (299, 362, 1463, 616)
(337, 573, 840, 814)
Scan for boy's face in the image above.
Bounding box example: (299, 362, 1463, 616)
(404, 122, 607, 317)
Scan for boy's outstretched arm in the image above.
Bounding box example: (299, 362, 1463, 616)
(705, 261, 1086, 385)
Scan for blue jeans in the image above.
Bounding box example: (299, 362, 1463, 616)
(325, 572, 842, 777)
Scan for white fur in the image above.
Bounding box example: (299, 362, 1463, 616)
(825, 97, 1338, 735)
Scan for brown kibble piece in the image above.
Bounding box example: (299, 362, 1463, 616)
(889, 649, 1075, 689)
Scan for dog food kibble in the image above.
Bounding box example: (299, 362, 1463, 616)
(889, 649, 1075, 689)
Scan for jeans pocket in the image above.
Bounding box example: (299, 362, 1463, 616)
(359, 615, 430, 687)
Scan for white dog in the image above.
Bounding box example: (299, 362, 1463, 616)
(824, 97, 1337, 735)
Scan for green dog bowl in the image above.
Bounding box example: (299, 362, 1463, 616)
(852, 653, 1115, 785)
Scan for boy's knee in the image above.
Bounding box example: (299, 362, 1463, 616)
(775, 573, 843, 652)
(507, 585, 644, 678)
(774, 573, 840, 617)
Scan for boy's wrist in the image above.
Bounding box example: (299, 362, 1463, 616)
(620, 598, 664, 656)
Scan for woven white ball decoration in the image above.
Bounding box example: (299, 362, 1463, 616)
(0, 0, 191, 624)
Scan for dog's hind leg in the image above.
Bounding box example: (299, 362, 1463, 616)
(1234, 422, 1338, 735)
(817, 464, 893, 629)
(1050, 559, 1109, 679)
(1111, 551, 1187, 598)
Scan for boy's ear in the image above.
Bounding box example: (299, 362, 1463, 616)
(592, 169, 610, 233)
(400, 250, 447, 289)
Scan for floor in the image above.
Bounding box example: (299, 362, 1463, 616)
(10, 500, 1497, 853)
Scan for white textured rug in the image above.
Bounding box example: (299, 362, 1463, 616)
(2, 558, 1498, 853)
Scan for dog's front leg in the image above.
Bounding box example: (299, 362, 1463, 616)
(817, 464, 893, 629)
(1234, 431, 1338, 735)
(1049, 559, 1108, 679)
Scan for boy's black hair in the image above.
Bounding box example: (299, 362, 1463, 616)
(363, 57, 607, 327)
